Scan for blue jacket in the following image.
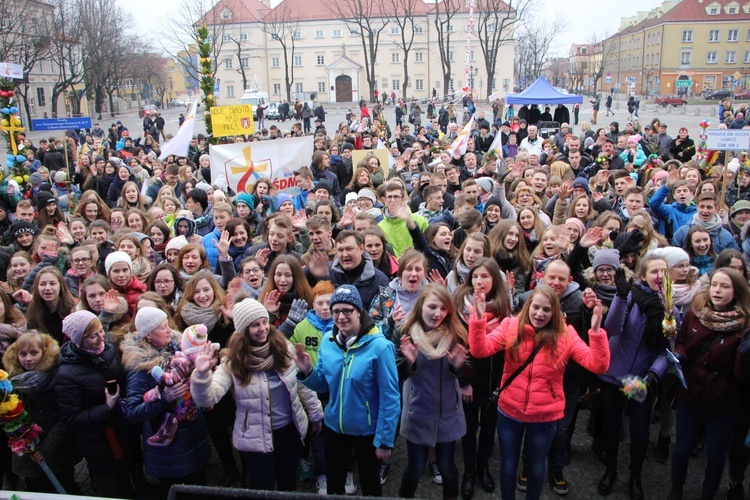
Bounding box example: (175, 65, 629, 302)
(293, 190, 309, 212)
(599, 285, 668, 386)
(619, 144, 648, 167)
(672, 222, 739, 255)
(202, 227, 222, 269)
(649, 184, 696, 235)
(299, 320, 400, 449)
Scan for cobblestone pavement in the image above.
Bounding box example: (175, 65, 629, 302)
(61, 406, 717, 499)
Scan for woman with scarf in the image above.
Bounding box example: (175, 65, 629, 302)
(517, 207, 545, 254)
(685, 226, 716, 277)
(529, 226, 566, 290)
(446, 233, 492, 295)
(146, 221, 171, 259)
(410, 222, 456, 280)
(363, 228, 398, 279)
(258, 255, 313, 328)
(121, 307, 211, 495)
(106, 163, 138, 208)
(455, 258, 511, 498)
(224, 218, 254, 272)
(396, 284, 469, 499)
(146, 262, 185, 313)
(488, 220, 532, 303)
(192, 297, 323, 491)
(174, 271, 240, 485)
(596, 255, 672, 499)
(669, 269, 750, 500)
(97, 160, 117, 203)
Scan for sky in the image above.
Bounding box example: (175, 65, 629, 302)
(126, 0, 664, 57)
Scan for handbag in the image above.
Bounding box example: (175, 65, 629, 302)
(487, 342, 544, 411)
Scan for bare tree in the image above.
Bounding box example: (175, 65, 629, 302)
(49, 0, 86, 117)
(261, 3, 301, 103)
(568, 61, 586, 93)
(513, 18, 567, 88)
(383, 0, 418, 100)
(476, 0, 536, 100)
(328, 0, 389, 102)
(588, 32, 618, 94)
(430, 0, 461, 97)
(229, 34, 261, 92)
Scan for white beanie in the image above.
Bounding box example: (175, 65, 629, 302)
(134, 307, 168, 339)
(195, 181, 212, 193)
(165, 235, 189, 253)
(652, 247, 690, 269)
(233, 298, 269, 333)
(105, 251, 132, 275)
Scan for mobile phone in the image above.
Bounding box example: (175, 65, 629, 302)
(106, 380, 118, 395)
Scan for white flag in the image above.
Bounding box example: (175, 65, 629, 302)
(159, 99, 199, 161)
(448, 115, 475, 156)
(488, 130, 504, 160)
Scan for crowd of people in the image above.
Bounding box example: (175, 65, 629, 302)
(0, 93, 749, 500)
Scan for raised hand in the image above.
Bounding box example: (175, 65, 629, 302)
(291, 210, 308, 231)
(194, 345, 215, 377)
(391, 304, 406, 324)
(395, 203, 413, 222)
(579, 227, 603, 248)
(666, 167, 680, 186)
(591, 300, 603, 332)
(287, 298, 309, 325)
(216, 230, 232, 257)
(307, 250, 331, 279)
(615, 268, 634, 299)
(447, 343, 467, 369)
(44, 242, 58, 259)
(505, 271, 516, 291)
(582, 288, 598, 309)
(254, 247, 271, 267)
(400, 335, 419, 366)
(293, 343, 313, 375)
(428, 269, 446, 286)
(103, 289, 120, 313)
(264, 289, 282, 313)
(339, 205, 356, 227)
(558, 182, 572, 200)
(592, 191, 604, 203)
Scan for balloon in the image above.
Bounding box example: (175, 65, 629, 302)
(0, 119, 8, 127)
(9, 107, 18, 114)
(6, 91, 14, 97)
(6, 154, 15, 161)
(15, 155, 25, 163)
(0, 108, 9, 115)
(13, 117, 21, 126)
(5, 161, 14, 169)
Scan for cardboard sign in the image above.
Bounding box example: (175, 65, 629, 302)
(706, 130, 750, 151)
(211, 104, 255, 137)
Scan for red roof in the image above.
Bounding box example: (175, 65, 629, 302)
(613, 0, 749, 38)
(203, 0, 269, 24)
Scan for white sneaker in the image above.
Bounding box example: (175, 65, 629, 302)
(316, 475, 327, 495)
(345, 471, 358, 495)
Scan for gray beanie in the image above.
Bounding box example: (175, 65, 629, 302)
(592, 249, 620, 270)
(134, 307, 168, 339)
(234, 298, 269, 333)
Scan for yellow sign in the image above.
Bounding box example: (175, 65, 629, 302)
(352, 149, 390, 177)
(211, 104, 254, 137)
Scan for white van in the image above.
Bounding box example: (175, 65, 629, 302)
(239, 90, 269, 119)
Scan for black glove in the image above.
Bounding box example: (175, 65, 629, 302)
(627, 152, 634, 163)
(615, 268, 633, 299)
(616, 229, 645, 257)
(644, 371, 659, 395)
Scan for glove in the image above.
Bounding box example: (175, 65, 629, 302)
(616, 229, 645, 256)
(278, 299, 309, 338)
(615, 268, 634, 299)
(644, 372, 659, 395)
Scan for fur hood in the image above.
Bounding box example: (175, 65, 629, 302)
(75, 295, 129, 323)
(2, 333, 60, 379)
(119, 330, 182, 372)
(583, 264, 634, 287)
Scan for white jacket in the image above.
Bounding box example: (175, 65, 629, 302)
(191, 345, 323, 453)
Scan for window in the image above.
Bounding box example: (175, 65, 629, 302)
(226, 85, 234, 98)
(449, 79, 454, 90)
(222, 34, 231, 42)
(293, 30, 302, 39)
(726, 51, 737, 63)
(316, 55, 325, 65)
(448, 24, 455, 32)
(271, 57, 280, 68)
(414, 25, 424, 34)
(469, 50, 475, 61)
(415, 52, 423, 62)
(382, 78, 388, 86)
(168, 65, 175, 73)
(224, 58, 233, 69)
(709, 30, 720, 42)
(415, 79, 423, 91)
(728, 6, 737, 13)
(333, 29, 342, 37)
(747, 28, 750, 41)
(487, 23, 496, 32)
(680, 50, 691, 66)
(315, 30, 324, 38)
(710, 7, 718, 14)
(390, 26, 401, 35)
(295, 83, 303, 93)
(273, 83, 281, 95)
(491, 78, 497, 89)
(682, 30, 693, 42)
(449, 51, 454, 62)
(392, 79, 400, 90)
(240, 34, 248, 41)
(706, 51, 717, 63)
(317, 82, 326, 93)
(728, 29, 739, 41)
(744, 51, 750, 64)
(241, 57, 249, 68)
(391, 53, 400, 63)
(294, 55, 302, 67)
(220, 8, 232, 20)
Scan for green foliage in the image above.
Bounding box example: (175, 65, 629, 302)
(196, 25, 217, 145)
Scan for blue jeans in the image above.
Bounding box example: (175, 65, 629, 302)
(400, 440, 459, 498)
(548, 373, 586, 473)
(672, 401, 735, 496)
(497, 410, 557, 500)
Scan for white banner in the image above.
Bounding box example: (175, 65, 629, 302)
(706, 130, 750, 151)
(209, 136, 313, 194)
(0, 62, 23, 79)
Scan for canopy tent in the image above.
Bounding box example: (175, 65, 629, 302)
(506, 77, 583, 105)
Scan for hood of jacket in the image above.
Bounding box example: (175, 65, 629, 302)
(388, 277, 427, 314)
(119, 330, 182, 372)
(331, 251, 376, 284)
(560, 280, 580, 300)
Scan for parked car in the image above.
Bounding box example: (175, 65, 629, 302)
(734, 90, 750, 100)
(265, 102, 280, 120)
(705, 89, 731, 100)
(654, 95, 687, 107)
(170, 99, 186, 107)
(139, 104, 158, 118)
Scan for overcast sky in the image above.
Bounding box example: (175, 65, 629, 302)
(127, 0, 663, 57)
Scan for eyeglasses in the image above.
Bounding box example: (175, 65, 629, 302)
(72, 257, 91, 264)
(243, 267, 263, 276)
(331, 308, 356, 317)
(595, 267, 617, 275)
(385, 195, 403, 200)
(155, 280, 174, 286)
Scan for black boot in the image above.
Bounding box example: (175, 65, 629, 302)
(476, 466, 495, 493)
(598, 468, 617, 496)
(461, 473, 475, 500)
(655, 435, 670, 464)
(629, 475, 644, 500)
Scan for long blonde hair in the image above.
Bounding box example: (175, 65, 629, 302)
(400, 284, 467, 345)
(514, 285, 567, 363)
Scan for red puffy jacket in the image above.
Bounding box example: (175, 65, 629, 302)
(468, 316, 610, 423)
(112, 276, 147, 320)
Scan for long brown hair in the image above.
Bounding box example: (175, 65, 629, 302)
(259, 255, 313, 306)
(691, 268, 750, 330)
(224, 321, 291, 386)
(27, 267, 76, 333)
(487, 219, 532, 272)
(400, 284, 467, 345)
(454, 258, 510, 322)
(120, 181, 147, 211)
(175, 271, 229, 327)
(0, 287, 26, 327)
(514, 285, 567, 363)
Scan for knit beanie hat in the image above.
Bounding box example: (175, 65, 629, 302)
(94, 155, 105, 164)
(330, 285, 364, 312)
(484, 196, 502, 212)
(233, 298, 269, 333)
(36, 191, 56, 210)
(592, 249, 621, 270)
(195, 181, 212, 193)
(312, 180, 332, 194)
(62, 310, 99, 347)
(572, 177, 591, 195)
(11, 221, 35, 239)
(475, 177, 493, 195)
(652, 247, 690, 269)
(28, 172, 43, 185)
(274, 193, 293, 210)
(105, 251, 132, 275)
(357, 188, 377, 204)
(564, 218, 586, 238)
(54, 171, 68, 183)
(165, 235, 189, 253)
(181, 324, 209, 352)
(135, 307, 168, 339)
(236, 192, 255, 209)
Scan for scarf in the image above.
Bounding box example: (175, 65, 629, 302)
(409, 322, 453, 360)
(246, 342, 274, 372)
(592, 282, 617, 305)
(630, 282, 666, 350)
(692, 254, 714, 277)
(179, 302, 220, 332)
(691, 212, 723, 233)
(454, 259, 471, 286)
(229, 242, 252, 268)
(673, 282, 701, 307)
(694, 306, 745, 333)
(531, 254, 557, 289)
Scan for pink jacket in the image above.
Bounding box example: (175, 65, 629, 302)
(468, 316, 610, 423)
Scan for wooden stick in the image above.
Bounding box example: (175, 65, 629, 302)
(720, 148, 730, 211)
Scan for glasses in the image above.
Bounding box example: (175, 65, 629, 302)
(243, 267, 263, 276)
(595, 267, 617, 275)
(331, 308, 356, 317)
(385, 195, 403, 200)
(72, 257, 91, 264)
(155, 280, 174, 286)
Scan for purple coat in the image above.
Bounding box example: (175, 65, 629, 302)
(599, 284, 668, 386)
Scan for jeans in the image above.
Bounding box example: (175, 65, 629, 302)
(400, 440, 459, 498)
(239, 423, 302, 491)
(600, 380, 655, 475)
(461, 399, 497, 473)
(548, 373, 586, 473)
(497, 410, 557, 500)
(324, 428, 382, 496)
(672, 401, 735, 496)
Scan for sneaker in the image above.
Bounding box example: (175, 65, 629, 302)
(345, 471, 358, 495)
(299, 458, 314, 482)
(379, 462, 390, 486)
(316, 475, 327, 495)
(727, 480, 744, 500)
(549, 472, 569, 496)
(430, 462, 443, 485)
(516, 468, 527, 492)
